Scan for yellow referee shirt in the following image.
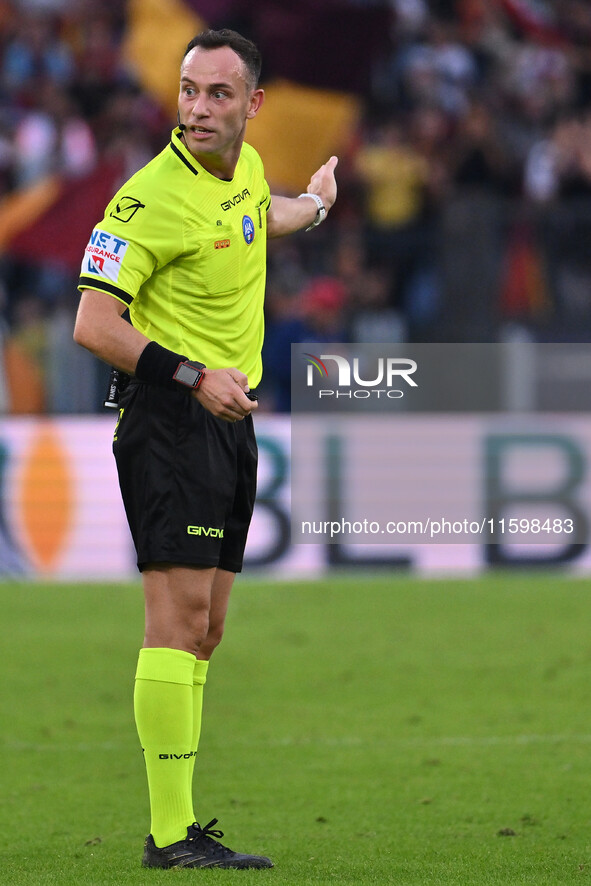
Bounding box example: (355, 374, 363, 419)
(78, 128, 271, 387)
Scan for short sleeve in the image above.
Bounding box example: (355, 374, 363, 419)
(78, 189, 182, 305)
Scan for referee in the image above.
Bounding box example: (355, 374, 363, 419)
(74, 28, 337, 871)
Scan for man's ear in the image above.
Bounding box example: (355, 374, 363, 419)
(247, 88, 265, 120)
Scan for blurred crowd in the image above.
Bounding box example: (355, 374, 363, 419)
(0, 0, 590, 412)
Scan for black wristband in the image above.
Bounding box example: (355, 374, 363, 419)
(135, 341, 194, 386)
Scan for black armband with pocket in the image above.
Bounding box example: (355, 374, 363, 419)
(135, 341, 205, 388)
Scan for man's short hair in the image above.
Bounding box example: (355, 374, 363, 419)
(183, 29, 262, 90)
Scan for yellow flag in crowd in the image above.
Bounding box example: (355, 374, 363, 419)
(0, 175, 61, 251)
(121, 1, 358, 189)
(123, 0, 205, 114)
(248, 80, 359, 192)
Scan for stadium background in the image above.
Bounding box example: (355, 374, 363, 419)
(0, 0, 591, 578)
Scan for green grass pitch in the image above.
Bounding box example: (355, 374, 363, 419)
(2, 572, 591, 885)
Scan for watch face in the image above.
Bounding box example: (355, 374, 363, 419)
(175, 363, 201, 387)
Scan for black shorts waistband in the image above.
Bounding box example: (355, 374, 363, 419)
(128, 377, 258, 398)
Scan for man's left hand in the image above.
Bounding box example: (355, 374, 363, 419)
(306, 155, 338, 212)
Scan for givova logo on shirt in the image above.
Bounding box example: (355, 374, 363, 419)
(83, 229, 129, 281)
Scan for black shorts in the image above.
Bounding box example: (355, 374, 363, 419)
(113, 380, 258, 572)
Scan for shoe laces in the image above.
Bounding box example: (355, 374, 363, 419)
(188, 819, 233, 856)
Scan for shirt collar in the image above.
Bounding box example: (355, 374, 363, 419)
(169, 127, 243, 183)
(169, 127, 200, 176)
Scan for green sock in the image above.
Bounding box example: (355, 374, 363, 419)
(134, 647, 197, 847)
(189, 660, 209, 796)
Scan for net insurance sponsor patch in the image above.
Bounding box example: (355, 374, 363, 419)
(83, 229, 129, 281)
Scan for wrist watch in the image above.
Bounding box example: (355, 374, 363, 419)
(299, 193, 326, 230)
(173, 360, 206, 389)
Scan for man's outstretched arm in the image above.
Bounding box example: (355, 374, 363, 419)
(267, 155, 338, 238)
